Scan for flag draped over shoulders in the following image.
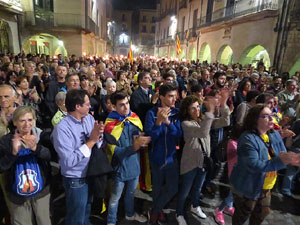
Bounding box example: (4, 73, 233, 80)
(104, 110, 143, 163)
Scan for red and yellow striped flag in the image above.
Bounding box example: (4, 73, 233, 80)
(127, 40, 133, 64)
(176, 35, 182, 55)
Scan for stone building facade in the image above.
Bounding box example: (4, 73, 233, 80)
(132, 9, 156, 56)
(0, 0, 23, 54)
(111, 9, 133, 56)
(19, 0, 110, 56)
(155, 0, 300, 74)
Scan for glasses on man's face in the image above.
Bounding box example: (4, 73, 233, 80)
(259, 114, 274, 120)
(82, 102, 91, 107)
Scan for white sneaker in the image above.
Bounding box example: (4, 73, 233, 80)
(190, 206, 207, 219)
(125, 213, 147, 223)
(176, 215, 187, 225)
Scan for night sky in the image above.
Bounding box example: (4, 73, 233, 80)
(112, 0, 157, 10)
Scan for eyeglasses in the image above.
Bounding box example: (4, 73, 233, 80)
(82, 102, 91, 107)
(259, 114, 274, 120)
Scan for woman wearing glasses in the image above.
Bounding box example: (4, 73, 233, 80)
(230, 104, 300, 225)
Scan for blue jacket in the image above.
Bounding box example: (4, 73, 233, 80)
(112, 123, 141, 181)
(145, 107, 182, 167)
(230, 130, 286, 199)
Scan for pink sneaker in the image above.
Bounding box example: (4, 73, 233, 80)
(214, 208, 225, 225)
(224, 206, 235, 216)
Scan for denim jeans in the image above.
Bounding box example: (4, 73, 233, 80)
(151, 161, 179, 214)
(62, 177, 92, 225)
(281, 165, 300, 195)
(219, 191, 233, 211)
(176, 167, 206, 216)
(107, 176, 139, 224)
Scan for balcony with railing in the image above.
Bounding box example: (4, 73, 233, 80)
(179, 0, 187, 10)
(188, 28, 197, 39)
(159, 8, 176, 20)
(197, 1, 278, 29)
(177, 30, 189, 41)
(22, 11, 101, 36)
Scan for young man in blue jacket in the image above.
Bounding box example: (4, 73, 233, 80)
(145, 84, 182, 225)
(105, 92, 151, 225)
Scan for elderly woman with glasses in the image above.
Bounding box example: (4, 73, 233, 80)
(230, 104, 300, 225)
(0, 106, 51, 225)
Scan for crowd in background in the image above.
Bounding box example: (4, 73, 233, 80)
(0, 51, 300, 225)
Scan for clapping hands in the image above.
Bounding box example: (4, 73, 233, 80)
(156, 107, 171, 126)
(133, 133, 151, 151)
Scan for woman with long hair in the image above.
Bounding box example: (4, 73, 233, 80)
(176, 91, 231, 225)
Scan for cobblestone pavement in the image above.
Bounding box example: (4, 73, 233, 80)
(51, 165, 300, 225)
(52, 183, 300, 225)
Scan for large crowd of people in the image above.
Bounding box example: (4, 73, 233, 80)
(0, 52, 300, 225)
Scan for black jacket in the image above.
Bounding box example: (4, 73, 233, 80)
(0, 130, 52, 204)
(130, 86, 155, 124)
(87, 132, 115, 198)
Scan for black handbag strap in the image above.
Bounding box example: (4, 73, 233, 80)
(198, 138, 207, 157)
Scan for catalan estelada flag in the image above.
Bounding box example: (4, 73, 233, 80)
(104, 110, 143, 162)
(176, 35, 182, 55)
(104, 110, 152, 191)
(127, 40, 133, 64)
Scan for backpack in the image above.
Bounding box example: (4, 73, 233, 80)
(12, 148, 44, 197)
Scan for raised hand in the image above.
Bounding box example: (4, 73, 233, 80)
(88, 121, 105, 148)
(22, 134, 37, 151)
(12, 133, 22, 155)
(279, 151, 300, 166)
(151, 92, 159, 104)
(280, 126, 296, 139)
(219, 89, 230, 107)
(133, 133, 151, 151)
(156, 107, 171, 126)
(203, 96, 217, 114)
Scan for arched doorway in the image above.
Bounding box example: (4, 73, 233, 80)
(198, 42, 211, 63)
(188, 44, 197, 62)
(239, 45, 270, 70)
(22, 33, 67, 56)
(289, 56, 300, 76)
(216, 45, 233, 65)
(0, 20, 11, 54)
